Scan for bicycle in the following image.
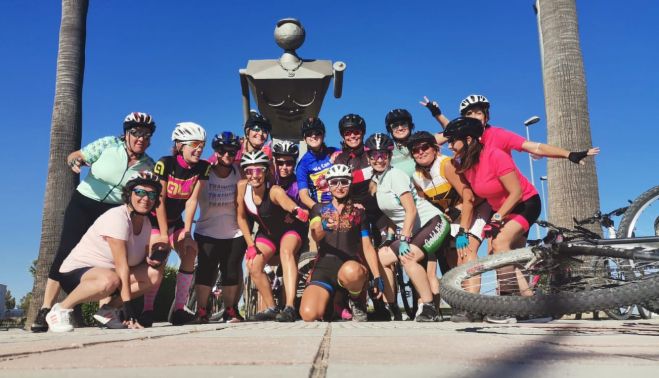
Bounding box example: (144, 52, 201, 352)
(439, 219, 659, 318)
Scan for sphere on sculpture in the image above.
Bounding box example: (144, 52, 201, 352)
(274, 18, 305, 51)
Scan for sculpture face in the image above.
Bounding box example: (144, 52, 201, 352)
(274, 19, 306, 51)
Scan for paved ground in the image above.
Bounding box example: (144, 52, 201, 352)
(1, 318, 659, 377)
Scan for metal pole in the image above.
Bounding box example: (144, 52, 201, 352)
(525, 125, 536, 186)
(540, 176, 549, 220)
(523, 116, 541, 239)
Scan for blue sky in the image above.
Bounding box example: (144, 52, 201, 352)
(1, 1, 657, 302)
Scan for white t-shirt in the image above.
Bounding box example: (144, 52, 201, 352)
(373, 167, 441, 233)
(60, 206, 151, 273)
(194, 166, 243, 239)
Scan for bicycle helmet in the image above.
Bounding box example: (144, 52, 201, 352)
(325, 164, 352, 181)
(338, 114, 366, 135)
(459, 94, 490, 115)
(406, 131, 438, 151)
(301, 117, 325, 135)
(244, 112, 272, 133)
(240, 150, 270, 168)
(123, 112, 156, 133)
(272, 140, 299, 158)
(385, 109, 414, 133)
(122, 170, 162, 207)
(172, 122, 207, 142)
(212, 131, 241, 151)
(442, 117, 484, 140)
(364, 133, 394, 152)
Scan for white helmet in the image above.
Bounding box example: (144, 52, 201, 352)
(326, 164, 352, 181)
(459, 94, 490, 115)
(172, 122, 207, 142)
(240, 150, 270, 168)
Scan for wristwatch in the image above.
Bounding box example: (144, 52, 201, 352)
(492, 213, 503, 222)
(398, 235, 412, 243)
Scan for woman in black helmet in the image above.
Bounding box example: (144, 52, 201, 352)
(385, 108, 416, 177)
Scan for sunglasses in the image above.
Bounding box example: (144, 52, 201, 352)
(248, 126, 270, 134)
(328, 178, 351, 188)
(390, 122, 409, 130)
(411, 143, 433, 155)
(342, 129, 362, 137)
(275, 159, 295, 167)
(182, 140, 205, 150)
(132, 188, 158, 201)
(244, 166, 267, 176)
(367, 151, 389, 161)
(304, 130, 324, 138)
(128, 128, 152, 139)
(216, 148, 238, 157)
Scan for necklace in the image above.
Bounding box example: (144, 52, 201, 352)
(278, 58, 303, 77)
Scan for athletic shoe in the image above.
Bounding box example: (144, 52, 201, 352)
(171, 309, 196, 326)
(30, 307, 50, 333)
(518, 316, 554, 323)
(415, 303, 440, 322)
(275, 306, 297, 322)
(223, 306, 244, 323)
(93, 305, 126, 329)
(340, 308, 353, 320)
(369, 301, 393, 321)
(385, 303, 403, 321)
(194, 310, 209, 324)
(248, 307, 278, 322)
(45, 303, 74, 332)
(348, 298, 368, 322)
(485, 315, 517, 324)
(138, 310, 154, 328)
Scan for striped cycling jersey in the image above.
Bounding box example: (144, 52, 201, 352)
(411, 154, 459, 211)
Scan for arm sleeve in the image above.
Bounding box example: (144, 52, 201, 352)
(198, 161, 211, 180)
(81, 136, 121, 164)
(389, 169, 413, 197)
(309, 203, 322, 226)
(492, 149, 516, 177)
(295, 157, 309, 191)
(98, 209, 130, 241)
(497, 128, 526, 152)
(358, 208, 370, 237)
(152, 157, 170, 181)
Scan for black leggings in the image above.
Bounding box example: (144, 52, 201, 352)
(49, 191, 118, 281)
(194, 233, 246, 287)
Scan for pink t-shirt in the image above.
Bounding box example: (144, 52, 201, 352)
(463, 146, 538, 211)
(481, 125, 526, 155)
(60, 206, 151, 273)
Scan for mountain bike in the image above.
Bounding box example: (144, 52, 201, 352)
(439, 219, 659, 318)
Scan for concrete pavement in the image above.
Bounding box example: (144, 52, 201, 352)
(1, 319, 658, 377)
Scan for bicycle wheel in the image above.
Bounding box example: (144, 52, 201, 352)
(637, 305, 653, 319)
(242, 276, 258, 319)
(591, 257, 633, 320)
(396, 263, 419, 319)
(617, 185, 659, 238)
(439, 246, 659, 318)
(296, 251, 317, 301)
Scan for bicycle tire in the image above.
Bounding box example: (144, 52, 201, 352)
(617, 185, 659, 238)
(637, 304, 653, 319)
(591, 256, 633, 320)
(439, 247, 659, 318)
(396, 263, 419, 319)
(296, 251, 317, 299)
(242, 276, 258, 319)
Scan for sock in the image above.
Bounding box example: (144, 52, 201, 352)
(142, 283, 160, 312)
(197, 307, 207, 317)
(174, 271, 194, 310)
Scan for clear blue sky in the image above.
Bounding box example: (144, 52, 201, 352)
(1, 1, 657, 303)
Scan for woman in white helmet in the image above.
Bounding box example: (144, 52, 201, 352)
(139, 122, 212, 327)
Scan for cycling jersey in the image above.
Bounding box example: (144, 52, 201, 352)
(481, 125, 526, 155)
(78, 136, 155, 204)
(195, 166, 242, 239)
(391, 142, 416, 177)
(296, 146, 337, 203)
(244, 184, 306, 247)
(309, 202, 370, 260)
(152, 155, 211, 226)
(277, 175, 303, 207)
(333, 145, 373, 205)
(411, 154, 461, 211)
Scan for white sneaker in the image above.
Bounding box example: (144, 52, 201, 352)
(46, 303, 74, 332)
(485, 315, 517, 324)
(93, 304, 125, 328)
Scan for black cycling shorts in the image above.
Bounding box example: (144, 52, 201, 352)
(194, 234, 247, 287)
(59, 267, 93, 294)
(507, 194, 542, 234)
(308, 254, 358, 294)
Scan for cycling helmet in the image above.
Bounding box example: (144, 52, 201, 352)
(325, 164, 352, 181)
(364, 133, 394, 152)
(123, 112, 156, 133)
(172, 122, 207, 142)
(442, 117, 484, 140)
(385, 109, 414, 133)
(122, 170, 162, 207)
(459, 94, 490, 115)
(272, 140, 299, 158)
(406, 131, 438, 151)
(244, 112, 272, 133)
(212, 131, 241, 151)
(301, 117, 325, 135)
(240, 150, 270, 168)
(338, 114, 366, 135)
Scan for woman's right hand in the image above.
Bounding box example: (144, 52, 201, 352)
(68, 157, 84, 173)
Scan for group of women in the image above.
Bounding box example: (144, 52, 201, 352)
(32, 94, 599, 332)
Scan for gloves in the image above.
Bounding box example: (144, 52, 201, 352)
(245, 245, 260, 260)
(321, 218, 332, 231)
(291, 207, 309, 222)
(122, 301, 138, 323)
(372, 277, 385, 293)
(425, 101, 442, 117)
(482, 221, 503, 239)
(398, 240, 411, 256)
(568, 150, 589, 164)
(378, 232, 396, 249)
(455, 228, 469, 250)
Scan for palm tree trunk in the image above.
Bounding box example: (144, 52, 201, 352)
(26, 0, 88, 328)
(535, 0, 600, 233)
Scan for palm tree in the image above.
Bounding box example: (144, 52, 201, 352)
(25, 0, 89, 329)
(535, 0, 600, 232)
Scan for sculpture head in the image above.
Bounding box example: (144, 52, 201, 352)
(274, 18, 305, 51)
